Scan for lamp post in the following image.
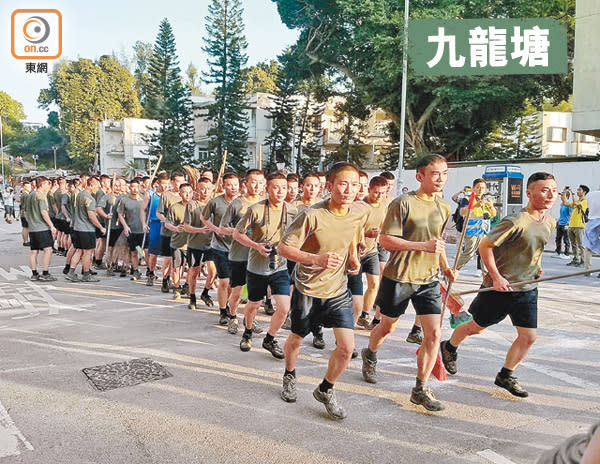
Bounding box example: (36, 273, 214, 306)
(53, 145, 57, 171)
(396, 0, 409, 195)
(32, 154, 38, 170)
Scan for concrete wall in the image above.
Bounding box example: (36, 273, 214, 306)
(572, 0, 600, 136)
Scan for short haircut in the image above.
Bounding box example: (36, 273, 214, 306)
(317, 172, 326, 178)
(141, 176, 150, 182)
(580, 184, 590, 195)
(302, 173, 320, 184)
(358, 170, 368, 179)
(526, 172, 555, 188)
(223, 172, 239, 182)
(369, 176, 388, 188)
(157, 173, 170, 182)
(472, 178, 486, 187)
(246, 169, 264, 178)
(327, 162, 359, 182)
(287, 173, 299, 183)
(267, 171, 287, 183)
(380, 171, 395, 180)
(201, 168, 215, 176)
(198, 176, 212, 184)
(87, 177, 100, 186)
(415, 154, 447, 173)
(100, 174, 110, 181)
(171, 172, 185, 180)
(129, 178, 140, 185)
(179, 183, 192, 190)
(36, 176, 49, 184)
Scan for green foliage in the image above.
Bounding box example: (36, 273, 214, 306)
(144, 19, 195, 171)
(0, 91, 26, 143)
(243, 60, 280, 94)
(272, 0, 574, 164)
(8, 125, 68, 169)
(294, 77, 327, 175)
(132, 41, 153, 109)
(202, 0, 249, 172)
(38, 56, 142, 170)
(185, 63, 203, 95)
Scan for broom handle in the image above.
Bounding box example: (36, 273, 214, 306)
(140, 155, 163, 250)
(212, 150, 228, 199)
(456, 268, 600, 296)
(440, 192, 476, 327)
(104, 172, 118, 255)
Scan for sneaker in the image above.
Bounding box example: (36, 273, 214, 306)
(81, 273, 100, 282)
(263, 338, 284, 359)
(559, 254, 571, 260)
(119, 269, 127, 277)
(218, 309, 229, 326)
(161, 280, 170, 293)
(200, 291, 214, 307)
(106, 266, 115, 277)
(282, 314, 292, 330)
(65, 271, 80, 282)
(227, 317, 239, 334)
(361, 348, 377, 384)
(280, 374, 297, 403)
(494, 373, 529, 398)
(146, 274, 154, 286)
(312, 333, 326, 350)
(313, 387, 347, 420)
(23, 242, 30, 247)
(410, 387, 445, 412)
(406, 330, 423, 345)
(188, 295, 197, 310)
(173, 288, 182, 300)
(264, 300, 275, 315)
(181, 283, 189, 296)
(93, 262, 107, 270)
(567, 259, 577, 266)
(244, 318, 263, 334)
(356, 314, 371, 329)
(89, 269, 98, 276)
(367, 318, 380, 330)
(130, 270, 142, 281)
(351, 348, 358, 359)
(440, 341, 457, 375)
(38, 273, 57, 282)
(240, 335, 252, 352)
(62, 267, 70, 275)
(30, 274, 40, 281)
(551, 253, 561, 258)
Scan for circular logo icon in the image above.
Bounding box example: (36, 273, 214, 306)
(23, 16, 50, 44)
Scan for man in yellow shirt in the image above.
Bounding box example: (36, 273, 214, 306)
(562, 185, 589, 267)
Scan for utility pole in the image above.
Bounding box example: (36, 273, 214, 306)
(53, 146, 58, 171)
(396, 0, 409, 195)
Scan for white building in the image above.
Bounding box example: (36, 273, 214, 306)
(541, 111, 599, 157)
(98, 118, 160, 176)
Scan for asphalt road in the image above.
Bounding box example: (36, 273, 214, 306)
(0, 219, 599, 464)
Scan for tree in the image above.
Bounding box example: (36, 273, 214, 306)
(0, 91, 26, 144)
(202, 0, 249, 172)
(38, 56, 142, 169)
(294, 77, 327, 175)
(273, 0, 573, 164)
(144, 19, 195, 171)
(185, 63, 203, 95)
(243, 60, 279, 94)
(132, 41, 153, 109)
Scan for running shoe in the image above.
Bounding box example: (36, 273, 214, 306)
(38, 273, 57, 282)
(313, 387, 347, 420)
(406, 329, 423, 345)
(240, 335, 252, 352)
(264, 299, 275, 315)
(227, 317, 239, 334)
(410, 387, 445, 411)
(280, 374, 297, 403)
(440, 341, 457, 375)
(356, 314, 371, 329)
(494, 373, 529, 398)
(361, 348, 377, 384)
(262, 338, 284, 359)
(81, 273, 100, 283)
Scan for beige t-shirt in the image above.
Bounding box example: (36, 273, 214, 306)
(158, 191, 181, 237)
(361, 199, 389, 256)
(236, 200, 290, 275)
(167, 201, 188, 249)
(202, 194, 233, 252)
(382, 192, 451, 285)
(185, 200, 211, 250)
(221, 196, 259, 262)
(483, 208, 556, 291)
(281, 200, 368, 298)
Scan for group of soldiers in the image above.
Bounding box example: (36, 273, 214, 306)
(17, 154, 561, 419)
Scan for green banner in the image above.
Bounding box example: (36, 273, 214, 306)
(409, 19, 567, 76)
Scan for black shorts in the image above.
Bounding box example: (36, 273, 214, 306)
(54, 219, 68, 233)
(230, 260, 248, 288)
(347, 273, 363, 296)
(72, 230, 97, 250)
(160, 234, 172, 257)
(361, 252, 380, 276)
(108, 228, 123, 247)
(21, 216, 29, 228)
(469, 288, 538, 329)
(188, 248, 210, 268)
(376, 277, 442, 318)
(29, 230, 53, 250)
(210, 249, 231, 279)
(378, 244, 390, 263)
(290, 289, 354, 338)
(127, 233, 145, 252)
(247, 270, 290, 302)
(4, 205, 14, 217)
(287, 259, 296, 278)
(95, 226, 104, 239)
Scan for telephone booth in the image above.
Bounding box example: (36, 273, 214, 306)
(482, 165, 524, 219)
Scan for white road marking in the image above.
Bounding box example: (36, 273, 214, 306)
(477, 449, 517, 464)
(0, 399, 34, 457)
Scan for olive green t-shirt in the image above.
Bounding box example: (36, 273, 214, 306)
(94, 189, 108, 225)
(236, 200, 290, 276)
(167, 201, 188, 249)
(98, 193, 121, 229)
(20, 191, 30, 218)
(158, 191, 181, 237)
(381, 192, 451, 285)
(28, 191, 50, 232)
(47, 190, 57, 218)
(53, 189, 67, 220)
(73, 190, 97, 232)
(222, 196, 260, 262)
(360, 199, 389, 256)
(60, 192, 72, 221)
(483, 208, 556, 291)
(203, 195, 233, 252)
(117, 196, 144, 233)
(185, 200, 211, 250)
(281, 200, 368, 298)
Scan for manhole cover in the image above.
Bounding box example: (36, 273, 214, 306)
(82, 357, 172, 391)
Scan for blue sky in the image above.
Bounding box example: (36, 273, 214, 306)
(0, 0, 299, 123)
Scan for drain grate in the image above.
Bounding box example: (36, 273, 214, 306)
(82, 357, 172, 391)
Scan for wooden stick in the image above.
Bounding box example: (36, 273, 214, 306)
(104, 172, 118, 255)
(138, 155, 164, 257)
(212, 150, 228, 198)
(456, 268, 600, 296)
(257, 144, 262, 170)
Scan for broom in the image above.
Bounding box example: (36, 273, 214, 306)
(420, 191, 476, 382)
(104, 172, 118, 256)
(136, 155, 163, 260)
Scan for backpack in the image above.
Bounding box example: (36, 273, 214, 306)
(452, 204, 464, 232)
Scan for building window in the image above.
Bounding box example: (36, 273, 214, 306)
(548, 127, 566, 142)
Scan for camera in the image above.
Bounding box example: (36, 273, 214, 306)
(265, 243, 278, 271)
